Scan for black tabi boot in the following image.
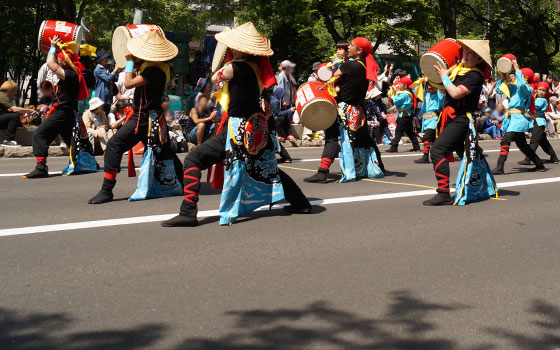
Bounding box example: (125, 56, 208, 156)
(517, 158, 532, 166)
(23, 165, 49, 179)
(161, 167, 201, 227)
(414, 153, 430, 164)
(279, 169, 312, 214)
(492, 157, 506, 175)
(385, 147, 398, 153)
(423, 192, 453, 206)
(549, 153, 559, 164)
(304, 168, 329, 183)
(88, 178, 116, 204)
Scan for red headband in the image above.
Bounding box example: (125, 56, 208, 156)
(56, 49, 89, 101)
(352, 37, 379, 81)
(538, 81, 550, 90)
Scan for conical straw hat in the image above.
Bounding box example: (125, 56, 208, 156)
(215, 22, 273, 57)
(457, 39, 492, 69)
(127, 30, 178, 62)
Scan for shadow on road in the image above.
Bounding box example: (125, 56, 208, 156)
(1, 292, 559, 350)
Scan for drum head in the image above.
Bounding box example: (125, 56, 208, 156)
(420, 53, 444, 83)
(317, 65, 333, 82)
(112, 27, 129, 68)
(300, 99, 338, 131)
(37, 20, 47, 52)
(496, 57, 512, 74)
(73, 26, 84, 54)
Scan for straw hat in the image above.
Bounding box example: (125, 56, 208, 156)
(127, 30, 178, 62)
(457, 39, 492, 69)
(215, 22, 273, 57)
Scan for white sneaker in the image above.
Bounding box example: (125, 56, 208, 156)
(2, 140, 21, 147)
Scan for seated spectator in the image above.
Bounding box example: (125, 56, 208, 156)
(38, 81, 55, 105)
(365, 87, 393, 144)
(107, 100, 132, 132)
(82, 97, 113, 153)
(546, 96, 560, 137)
(162, 96, 185, 152)
(308, 62, 321, 82)
(185, 94, 218, 146)
(271, 87, 296, 141)
(483, 107, 502, 139)
(0, 81, 34, 147)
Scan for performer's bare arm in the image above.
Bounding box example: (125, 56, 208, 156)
(46, 36, 66, 80)
(212, 64, 234, 85)
(434, 61, 471, 99)
(123, 50, 146, 89)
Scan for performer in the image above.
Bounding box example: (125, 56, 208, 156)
(414, 81, 445, 163)
(491, 64, 546, 175)
(304, 37, 383, 183)
(23, 35, 88, 178)
(88, 30, 179, 203)
(518, 81, 558, 165)
(386, 77, 421, 153)
(162, 22, 310, 227)
(423, 40, 491, 205)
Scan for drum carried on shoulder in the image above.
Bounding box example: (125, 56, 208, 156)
(496, 54, 516, 74)
(420, 38, 462, 83)
(296, 82, 338, 131)
(112, 24, 164, 67)
(38, 20, 84, 54)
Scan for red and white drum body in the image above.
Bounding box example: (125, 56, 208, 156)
(38, 20, 83, 54)
(496, 54, 516, 74)
(317, 63, 333, 82)
(112, 24, 164, 67)
(419, 38, 462, 83)
(296, 82, 338, 131)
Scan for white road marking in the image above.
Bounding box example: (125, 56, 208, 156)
(1, 176, 559, 237)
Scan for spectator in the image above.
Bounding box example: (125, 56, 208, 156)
(107, 100, 132, 131)
(82, 97, 113, 153)
(275, 61, 283, 76)
(276, 60, 296, 106)
(185, 94, 218, 146)
(483, 107, 502, 139)
(162, 96, 185, 152)
(189, 50, 208, 86)
(93, 49, 121, 114)
(546, 96, 560, 137)
(36, 62, 59, 99)
(271, 87, 296, 142)
(194, 78, 211, 108)
(308, 62, 321, 82)
(365, 87, 393, 144)
(112, 71, 135, 107)
(38, 81, 55, 105)
(375, 63, 393, 91)
(0, 81, 34, 147)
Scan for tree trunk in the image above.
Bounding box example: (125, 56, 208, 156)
(531, 20, 549, 73)
(56, 0, 76, 22)
(438, 0, 457, 38)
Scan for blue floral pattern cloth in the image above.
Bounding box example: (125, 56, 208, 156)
(62, 113, 97, 175)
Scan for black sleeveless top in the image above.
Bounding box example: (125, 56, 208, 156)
(228, 61, 261, 117)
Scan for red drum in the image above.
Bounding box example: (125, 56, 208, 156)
(112, 24, 164, 67)
(420, 38, 462, 83)
(295, 82, 338, 131)
(317, 63, 333, 82)
(497, 54, 516, 74)
(38, 20, 83, 54)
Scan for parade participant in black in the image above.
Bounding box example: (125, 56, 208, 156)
(24, 35, 89, 178)
(424, 40, 491, 206)
(304, 37, 383, 183)
(491, 64, 546, 175)
(88, 30, 179, 204)
(162, 22, 310, 227)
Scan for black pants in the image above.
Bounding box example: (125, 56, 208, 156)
(0, 112, 20, 141)
(498, 131, 544, 168)
(275, 115, 291, 138)
(372, 117, 391, 144)
(431, 115, 470, 193)
(278, 142, 291, 160)
(422, 128, 437, 156)
(390, 115, 420, 150)
(181, 131, 309, 214)
(32, 109, 74, 157)
(529, 122, 557, 160)
(103, 113, 149, 171)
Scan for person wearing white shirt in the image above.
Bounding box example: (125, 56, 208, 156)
(36, 63, 59, 99)
(112, 71, 135, 106)
(546, 96, 560, 137)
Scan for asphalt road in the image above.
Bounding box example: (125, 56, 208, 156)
(1, 140, 559, 350)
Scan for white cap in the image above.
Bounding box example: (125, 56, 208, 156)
(281, 60, 296, 68)
(366, 86, 382, 99)
(88, 97, 104, 111)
